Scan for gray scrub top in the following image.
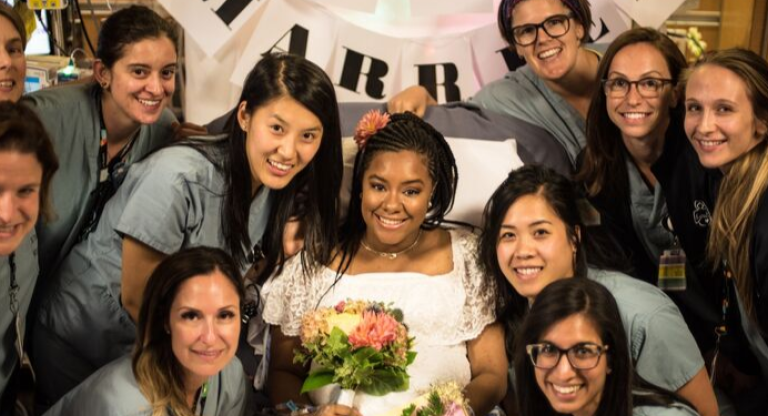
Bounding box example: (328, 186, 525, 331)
(626, 157, 675, 263)
(22, 83, 177, 281)
(470, 64, 587, 165)
(634, 404, 699, 416)
(44, 355, 246, 416)
(37, 145, 271, 370)
(0, 231, 37, 399)
(589, 269, 705, 391)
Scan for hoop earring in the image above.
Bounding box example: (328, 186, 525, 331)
(100, 81, 110, 90)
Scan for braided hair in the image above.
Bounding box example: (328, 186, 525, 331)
(335, 112, 458, 275)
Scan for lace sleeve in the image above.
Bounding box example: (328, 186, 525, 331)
(262, 253, 326, 337)
(454, 229, 497, 340)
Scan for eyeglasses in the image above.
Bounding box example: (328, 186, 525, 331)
(602, 77, 674, 98)
(526, 342, 608, 370)
(510, 13, 573, 47)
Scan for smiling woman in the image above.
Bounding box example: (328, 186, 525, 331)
(478, 165, 716, 416)
(44, 247, 247, 416)
(574, 30, 722, 387)
(654, 48, 768, 415)
(387, 0, 599, 165)
(514, 278, 698, 416)
(0, 3, 26, 103)
(32, 52, 343, 408)
(22, 5, 182, 289)
(263, 112, 507, 416)
(0, 102, 58, 410)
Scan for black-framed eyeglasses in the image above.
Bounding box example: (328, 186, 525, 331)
(526, 342, 608, 370)
(602, 77, 674, 98)
(511, 13, 573, 46)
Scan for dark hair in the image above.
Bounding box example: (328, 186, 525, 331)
(222, 53, 343, 278)
(578, 28, 686, 198)
(0, 102, 59, 222)
(97, 5, 179, 68)
(0, 3, 26, 48)
(334, 112, 458, 275)
(514, 278, 632, 416)
(498, 0, 593, 46)
(479, 165, 623, 357)
(133, 247, 244, 416)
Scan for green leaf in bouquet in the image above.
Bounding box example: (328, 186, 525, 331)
(327, 327, 350, 354)
(351, 346, 382, 366)
(362, 368, 410, 396)
(391, 308, 404, 323)
(406, 351, 417, 365)
(300, 369, 335, 394)
(401, 404, 417, 416)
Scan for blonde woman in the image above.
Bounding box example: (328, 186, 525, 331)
(654, 48, 768, 415)
(44, 247, 246, 416)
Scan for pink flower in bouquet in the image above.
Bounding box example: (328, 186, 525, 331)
(335, 301, 346, 313)
(348, 310, 402, 351)
(444, 402, 467, 416)
(354, 110, 390, 149)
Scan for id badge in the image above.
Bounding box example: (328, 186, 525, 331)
(658, 247, 687, 291)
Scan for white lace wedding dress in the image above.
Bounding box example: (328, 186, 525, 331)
(262, 228, 496, 416)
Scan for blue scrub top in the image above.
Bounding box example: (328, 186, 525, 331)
(37, 143, 271, 376)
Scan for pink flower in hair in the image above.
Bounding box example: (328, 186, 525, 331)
(354, 110, 390, 149)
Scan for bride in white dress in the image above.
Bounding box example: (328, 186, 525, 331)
(263, 112, 507, 416)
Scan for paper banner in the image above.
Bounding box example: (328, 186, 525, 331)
(589, 0, 632, 44)
(411, 0, 494, 17)
(446, 137, 523, 226)
(329, 22, 404, 102)
(229, 0, 338, 87)
(468, 23, 513, 86)
(307, 0, 378, 13)
(157, 0, 268, 57)
(613, 0, 687, 28)
(400, 36, 476, 103)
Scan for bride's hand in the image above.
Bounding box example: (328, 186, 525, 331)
(313, 404, 362, 416)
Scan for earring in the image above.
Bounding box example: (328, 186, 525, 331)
(428, 201, 433, 210)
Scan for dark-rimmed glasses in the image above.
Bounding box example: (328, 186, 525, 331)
(602, 78, 674, 98)
(511, 13, 573, 46)
(526, 342, 608, 370)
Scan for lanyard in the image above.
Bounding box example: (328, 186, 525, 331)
(76, 90, 139, 242)
(8, 253, 18, 314)
(710, 260, 733, 384)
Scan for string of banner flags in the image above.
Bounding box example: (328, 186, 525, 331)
(159, 0, 687, 104)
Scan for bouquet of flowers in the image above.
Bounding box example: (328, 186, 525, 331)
(294, 300, 416, 397)
(400, 382, 470, 416)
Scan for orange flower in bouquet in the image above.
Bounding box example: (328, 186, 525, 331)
(294, 300, 416, 396)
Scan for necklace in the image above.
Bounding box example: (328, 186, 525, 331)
(361, 229, 423, 260)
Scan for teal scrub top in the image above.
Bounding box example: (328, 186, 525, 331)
(471, 63, 588, 165)
(37, 144, 271, 376)
(589, 269, 705, 392)
(44, 355, 246, 416)
(0, 231, 37, 399)
(22, 83, 176, 281)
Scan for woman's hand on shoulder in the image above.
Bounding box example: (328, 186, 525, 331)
(172, 121, 208, 141)
(387, 86, 437, 118)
